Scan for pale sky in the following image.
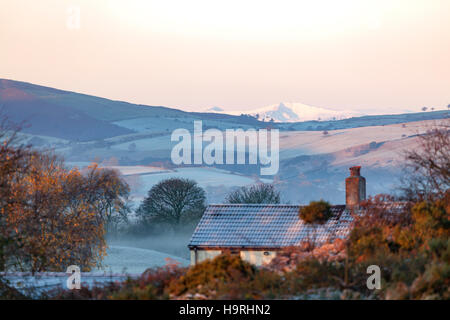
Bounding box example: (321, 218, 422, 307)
(1, 0, 449, 112)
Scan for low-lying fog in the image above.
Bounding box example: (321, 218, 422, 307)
(107, 232, 192, 260)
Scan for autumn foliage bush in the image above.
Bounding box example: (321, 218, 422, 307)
(168, 253, 282, 299)
(299, 200, 333, 224)
(347, 192, 449, 299)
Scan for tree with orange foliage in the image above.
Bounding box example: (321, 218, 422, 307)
(2, 152, 106, 271)
(1, 125, 129, 272)
(0, 116, 30, 271)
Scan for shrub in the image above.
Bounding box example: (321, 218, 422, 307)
(225, 183, 280, 204)
(348, 226, 390, 262)
(169, 253, 282, 299)
(299, 200, 333, 224)
(169, 254, 256, 298)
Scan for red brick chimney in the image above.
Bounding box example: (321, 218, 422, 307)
(345, 166, 366, 208)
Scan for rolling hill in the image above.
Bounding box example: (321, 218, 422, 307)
(1, 78, 449, 204)
(0, 79, 264, 141)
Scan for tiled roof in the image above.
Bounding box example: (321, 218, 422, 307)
(188, 204, 353, 249)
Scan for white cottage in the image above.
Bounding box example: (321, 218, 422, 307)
(188, 166, 368, 266)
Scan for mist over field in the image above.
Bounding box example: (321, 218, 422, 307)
(107, 232, 193, 260)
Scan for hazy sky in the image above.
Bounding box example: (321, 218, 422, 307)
(1, 0, 449, 112)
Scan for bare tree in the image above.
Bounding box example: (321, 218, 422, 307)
(402, 119, 450, 200)
(137, 178, 206, 227)
(80, 163, 131, 232)
(225, 183, 280, 204)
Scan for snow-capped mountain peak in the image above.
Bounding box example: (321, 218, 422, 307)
(202, 102, 425, 123)
(206, 106, 224, 112)
(229, 102, 364, 122)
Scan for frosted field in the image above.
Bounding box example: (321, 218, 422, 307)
(66, 161, 93, 168)
(278, 120, 439, 160)
(98, 245, 189, 274)
(17, 132, 69, 144)
(113, 117, 256, 134)
(109, 119, 444, 163)
(113, 117, 184, 133)
(136, 167, 270, 188)
(66, 163, 169, 175)
(103, 165, 169, 176)
(330, 137, 419, 168)
(112, 134, 172, 151)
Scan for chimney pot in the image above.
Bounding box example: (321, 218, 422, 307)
(350, 166, 361, 176)
(346, 166, 366, 208)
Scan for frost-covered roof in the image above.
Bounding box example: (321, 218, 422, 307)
(188, 204, 353, 249)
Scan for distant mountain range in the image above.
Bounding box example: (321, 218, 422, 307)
(203, 102, 443, 123)
(210, 102, 365, 122)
